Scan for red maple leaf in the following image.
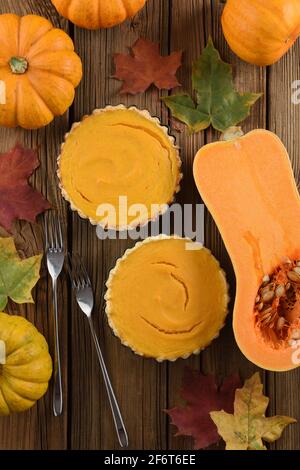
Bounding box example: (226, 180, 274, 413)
(166, 367, 241, 449)
(113, 38, 182, 94)
(0, 144, 50, 232)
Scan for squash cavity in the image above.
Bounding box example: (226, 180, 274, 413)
(255, 260, 300, 349)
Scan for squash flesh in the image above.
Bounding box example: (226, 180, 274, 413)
(193, 130, 300, 371)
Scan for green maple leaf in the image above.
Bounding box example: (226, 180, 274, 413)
(210, 373, 296, 450)
(163, 38, 262, 133)
(0, 237, 42, 310)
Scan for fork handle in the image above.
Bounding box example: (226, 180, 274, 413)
(88, 317, 128, 448)
(52, 278, 63, 417)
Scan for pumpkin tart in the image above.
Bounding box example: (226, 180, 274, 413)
(105, 236, 229, 361)
(58, 106, 181, 229)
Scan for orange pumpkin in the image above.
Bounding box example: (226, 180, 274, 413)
(0, 14, 82, 129)
(193, 129, 300, 371)
(222, 0, 300, 66)
(51, 0, 147, 29)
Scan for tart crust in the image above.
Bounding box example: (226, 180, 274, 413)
(105, 235, 229, 361)
(57, 105, 182, 230)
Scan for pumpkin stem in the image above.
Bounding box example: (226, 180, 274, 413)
(220, 126, 244, 142)
(9, 56, 28, 75)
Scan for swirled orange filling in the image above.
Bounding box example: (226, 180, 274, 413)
(105, 237, 229, 361)
(59, 107, 181, 228)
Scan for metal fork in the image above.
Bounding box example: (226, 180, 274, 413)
(44, 211, 65, 417)
(68, 253, 128, 448)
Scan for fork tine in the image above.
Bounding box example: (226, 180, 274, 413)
(45, 210, 54, 249)
(67, 253, 83, 289)
(66, 253, 79, 289)
(44, 212, 49, 249)
(77, 253, 92, 287)
(44, 211, 64, 251)
(57, 217, 63, 251)
(73, 253, 83, 288)
(48, 211, 55, 249)
(74, 253, 90, 288)
(67, 253, 91, 289)
(53, 217, 60, 251)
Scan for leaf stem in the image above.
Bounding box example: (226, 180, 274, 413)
(220, 127, 244, 142)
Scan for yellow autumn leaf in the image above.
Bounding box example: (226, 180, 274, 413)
(0, 237, 42, 310)
(210, 373, 296, 450)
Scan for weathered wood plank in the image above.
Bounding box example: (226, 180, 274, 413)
(0, 0, 299, 451)
(268, 39, 300, 451)
(70, 0, 170, 450)
(202, 0, 269, 450)
(0, 0, 69, 450)
(201, 0, 267, 376)
(168, 0, 267, 450)
(167, 0, 206, 451)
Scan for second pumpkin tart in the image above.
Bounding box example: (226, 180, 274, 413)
(58, 106, 181, 229)
(105, 236, 229, 361)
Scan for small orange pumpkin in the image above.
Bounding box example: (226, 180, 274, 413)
(222, 0, 300, 66)
(0, 14, 82, 129)
(51, 0, 147, 30)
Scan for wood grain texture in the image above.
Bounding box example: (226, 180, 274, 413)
(0, 0, 299, 451)
(70, 0, 170, 451)
(267, 38, 300, 451)
(167, 0, 206, 451)
(0, 0, 69, 450)
(201, 0, 267, 379)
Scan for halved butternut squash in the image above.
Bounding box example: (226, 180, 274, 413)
(193, 129, 300, 371)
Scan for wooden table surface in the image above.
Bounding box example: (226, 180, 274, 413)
(1, 0, 300, 451)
